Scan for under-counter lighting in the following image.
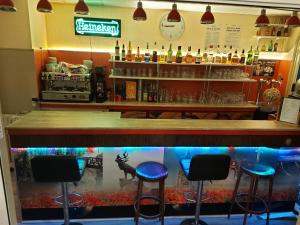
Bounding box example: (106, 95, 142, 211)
(47, 47, 114, 53)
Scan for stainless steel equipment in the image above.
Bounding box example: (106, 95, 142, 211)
(41, 72, 91, 102)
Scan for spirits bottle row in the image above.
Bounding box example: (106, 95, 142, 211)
(114, 41, 261, 65)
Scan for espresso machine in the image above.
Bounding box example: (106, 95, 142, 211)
(41, 72, 92, 102)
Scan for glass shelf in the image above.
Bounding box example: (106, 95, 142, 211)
(109, 60, 256, 67)
(109, 75, 257, 82)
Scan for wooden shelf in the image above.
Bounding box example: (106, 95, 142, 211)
(109, 75, 257, 82)
(109, 60, 256, 67)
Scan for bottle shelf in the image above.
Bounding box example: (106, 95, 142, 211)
(109, 75, 257, 83)
(255, 36, 289, 39)
(109, 60, 256, 67)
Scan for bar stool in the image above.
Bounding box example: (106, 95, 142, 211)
(228, 163, 275, 225)
(179, 154, 231, 225)
(134, 161, 168, 225)
(31, 155, 85, 225)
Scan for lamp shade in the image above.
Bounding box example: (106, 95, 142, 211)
(285, 11, 300, 27)
(0, 0, 16, 12)
(75, 0, 89, 15)
(37, 0, 52, 13)
(255, 9, 269, 27)
(133, 1, 147, 21)
(201, 5, 214, 24)
(167, 3, 181, 22)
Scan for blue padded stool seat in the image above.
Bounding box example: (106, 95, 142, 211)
(136, 161, 168, 181)
(241, 163, 275, 177)
(134, 161, 168, 225)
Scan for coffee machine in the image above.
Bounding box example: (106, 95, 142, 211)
(41, 72, 92, 102)
(94, 66, 107, 103)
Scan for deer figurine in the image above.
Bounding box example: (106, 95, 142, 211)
(115, 152, 136, 179)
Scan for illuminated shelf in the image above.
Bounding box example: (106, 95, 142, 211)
(109, 60, 255, 67)
(258, 51, 291, 60)
(255, 36, 289, 39)
(109, 75, 257, 82)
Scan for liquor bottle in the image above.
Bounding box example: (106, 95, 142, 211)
(202, 47, 208, 63)
(273, 42, 278, 52)
(167, 44, 173, 63)
(195, 49, 202, 64)
(152, 42, 158, 62)
(268, 40, 273, 52)
(121, 44, 126, 61)
(227, 45, 233, 63)
(126, 41, 132, 61)
(231, 50, 239, 64)
(207, 45, 214, 63)
(246, 46, 254, 65)
(221, 45, 227, 64)
(253, 46, 259, 65)
(115, 40, 120, 61)
(160, 45, 166, 62)
(239, 49, 246, 64)
(214, 45, 221, 63)
(185, 46, 193, 63)
(144, 42, 150, 62)
(143, 84, 148, 101)
(135, 46, 142, 62)
(261, 44, 266, 52)
(176, 46, 182, 63)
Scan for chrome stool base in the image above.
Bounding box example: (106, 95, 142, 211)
(180, 218, 208, 225)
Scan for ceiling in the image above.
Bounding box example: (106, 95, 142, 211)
(50, 0, 300, 14)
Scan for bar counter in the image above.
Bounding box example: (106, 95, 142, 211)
(5, 111, 300, 220)
(6, 111, 300, 147)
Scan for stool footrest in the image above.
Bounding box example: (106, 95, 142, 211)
(235, 193, 268, 215)
(134, 195, 164, 220)
(55, 193, 83, 206)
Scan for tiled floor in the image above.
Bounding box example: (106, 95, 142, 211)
(21, 214, 297, 225)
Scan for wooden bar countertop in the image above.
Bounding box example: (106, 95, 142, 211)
(6, 111, 300, 148)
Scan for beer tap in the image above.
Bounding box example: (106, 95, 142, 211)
(256, 78, 269, 105)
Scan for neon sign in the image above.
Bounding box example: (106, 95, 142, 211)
(74, 17, 121, 38)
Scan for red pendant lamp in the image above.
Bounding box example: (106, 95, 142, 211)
(75, 0, 89, 15)
(37, 0, 53, 13)
(133, 1, 147, 21)
(201, 5, 214, 24)
(0, 0, 16, 12)
(285, 11, 300, 27)
(167, 3, 181, 22)
(255, 9, 269, 27)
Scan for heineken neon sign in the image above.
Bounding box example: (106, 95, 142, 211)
(74, 17, 121, 38)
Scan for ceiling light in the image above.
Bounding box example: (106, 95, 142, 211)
(133, 1, 147, 21)
(75, 0, 89, 15)
(167, 3, 181, 22)
(285, 11, 300, 27)
(255, 9, 269, 27)
(201, 5, 214, 24)
(0, 0, 16, 12)
(37, 0, 52, 13)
